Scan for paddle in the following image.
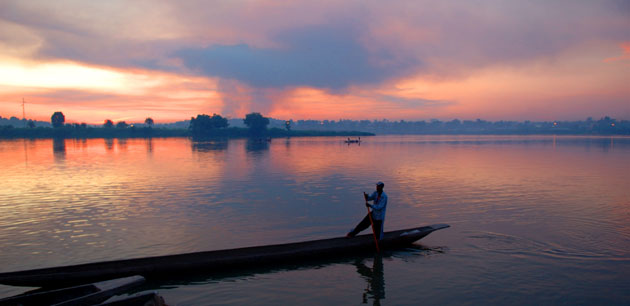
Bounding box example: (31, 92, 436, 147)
(364, 192, 381, 252)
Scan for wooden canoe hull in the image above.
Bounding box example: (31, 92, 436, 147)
(99, 292, 167, 306)
(0, 275, 144, 306)
(0, 224, 449, 288)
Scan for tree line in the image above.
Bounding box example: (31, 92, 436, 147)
(287, 117, 630, 135)
(0, 112, 371, 139)
(2, 112, 627, 138)
(189, 112, 271, 137)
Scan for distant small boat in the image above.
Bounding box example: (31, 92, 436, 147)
(0, 275, 144, 305)
(344, 137, 361, 144)
(0, 224, 449, 288)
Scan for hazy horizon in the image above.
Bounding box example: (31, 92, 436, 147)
(2, 113, 627, 126)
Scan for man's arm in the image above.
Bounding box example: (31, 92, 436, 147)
(370, 194, 387, 211)
(365, 191, 376, 201)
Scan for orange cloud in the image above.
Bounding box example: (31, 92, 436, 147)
(604, 42, 630, 63)
(263, 40, 629, 122)
(0, 59, 222, 123)
(1, 1, 629, 122)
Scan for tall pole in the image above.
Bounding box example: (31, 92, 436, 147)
(365, 198, 380, 252)
(22, 98, 26, 127)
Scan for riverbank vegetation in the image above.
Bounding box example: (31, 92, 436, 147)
(1, 113, 628, 139)
(0, 112, 373, 139)
(290, 116, 630, 135)
(0, 125, 373, 139)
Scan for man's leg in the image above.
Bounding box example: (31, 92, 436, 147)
(347, 213, 372, 237)
(373, 219, 383, 240)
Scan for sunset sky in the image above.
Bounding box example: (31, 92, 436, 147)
(0, 0, 628, 124)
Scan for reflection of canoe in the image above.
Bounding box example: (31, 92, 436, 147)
(0, 275, 144, 305)
(0, 224, 449, 288)
(344, 140, 361, 143)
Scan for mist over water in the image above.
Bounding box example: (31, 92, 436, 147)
(0, 135, 629, 304)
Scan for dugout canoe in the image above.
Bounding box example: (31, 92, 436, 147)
(99, 291, 167, 306)
(0, 275, 144, 306)
(0, 224, 449, 288)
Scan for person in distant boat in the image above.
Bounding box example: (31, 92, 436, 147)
(347, 181, 388, 240)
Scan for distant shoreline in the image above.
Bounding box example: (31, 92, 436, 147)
(2, 116, 628, 136)
(0, 126, 374, 139)
(1, 127, 628, 140)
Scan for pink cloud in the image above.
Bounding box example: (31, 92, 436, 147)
(604, 42, 630, 63)
(1, 0, 629, 121)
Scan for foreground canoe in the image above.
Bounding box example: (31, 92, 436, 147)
(100, 291, 167, 306)
(0, 275, 144, 306)
(0, 224, 449, 288)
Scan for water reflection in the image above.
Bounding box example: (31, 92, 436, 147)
(246, 138, 270, 154)
(145, 138, 153, 155)
(117, 138, 128, 151)
(136, 252, 390, 304)
(1, 135, 629, 304)
(134, 250, 399, 305)
(79, 138, 88, 150)
(379, 135, 628, 152)
(356, 255, 385, 305)
(22, 139, 28, 166)
(598, 136, 615, 152)
(20, 138, 37, 166)
(111, 245, 451, 305)
(104, 138, 114, 151)
(52, 138, 66, 162)
(191, 140, 228, 152)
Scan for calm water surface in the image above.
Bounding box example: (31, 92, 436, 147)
(1, 135, 629, 305)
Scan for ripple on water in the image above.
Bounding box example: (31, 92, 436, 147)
(465, 230, 630, 261)
(1, 136, 629, 304)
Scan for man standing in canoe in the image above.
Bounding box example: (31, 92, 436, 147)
(347, 181, 388, 240)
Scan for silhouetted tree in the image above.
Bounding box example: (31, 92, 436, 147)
(244, 112, 269, 136)
(116, 121, 128, 128)
(145, 117, 154, 127)
(80, 123, 87, 128)
(190, 114, 228, 136)
(285, 120, 291, 132)
(209, 114, 228, 129)
(27, 120, 35, 128)
(51, 112, 65, 128)
(103, 119, 114, 128)
(594, 116, 617, 134)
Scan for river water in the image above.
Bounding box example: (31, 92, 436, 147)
(0, 135, 629, 305)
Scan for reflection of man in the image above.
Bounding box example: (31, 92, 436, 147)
(355, 255, 385, 305)
(347, 182, 388, 239)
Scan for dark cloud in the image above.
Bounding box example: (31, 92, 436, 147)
(174, 25, 419, 90)
(4, 1, 627, 83)
(0, 1, 185, 69)
(36, 34, 184, 70)
(374, 1, 630, 78)
(1, 0, 628, 119)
